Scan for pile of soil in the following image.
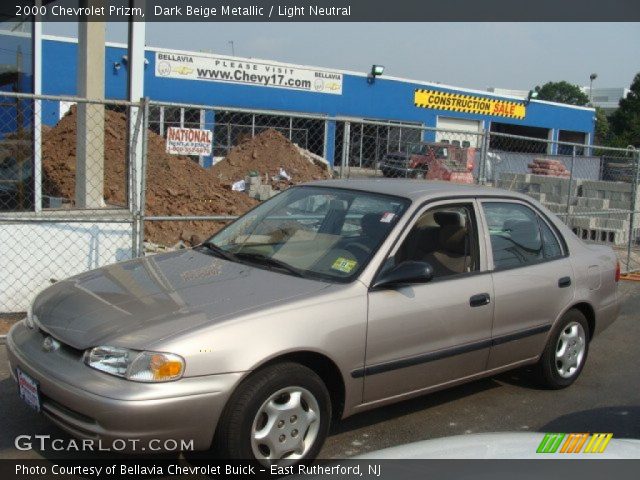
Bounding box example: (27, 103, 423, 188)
(211, 128, 331, 187)
(528, 158, 570, 178)
(41, 108, 330, 246)
(42, 106, 259, 245)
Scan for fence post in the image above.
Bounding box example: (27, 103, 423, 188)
(359, 123, 364, 168)
(565, 145, 576, 224)
(478, 127, 489, 185)
(340, 121, 350, 178)
(322, 119, 329, 160)
(136, 97, 149, 257)
(626, 148, 640, 273)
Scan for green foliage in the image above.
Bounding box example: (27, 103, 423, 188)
(594, 107, 611, 145)
(609, 72, 640, 147)
(534, 81, 590, 106)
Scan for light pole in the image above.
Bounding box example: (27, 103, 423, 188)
(589, 73, 598, 103)
(228, 40, 235, 56)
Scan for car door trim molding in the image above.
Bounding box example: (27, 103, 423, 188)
(352, 323, 551, 378)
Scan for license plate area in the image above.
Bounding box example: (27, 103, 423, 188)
(17, 368, 41, 412)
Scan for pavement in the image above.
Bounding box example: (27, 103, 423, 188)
(0, 282, 638, 460)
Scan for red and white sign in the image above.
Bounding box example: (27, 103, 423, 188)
(166, 127, 213, 156)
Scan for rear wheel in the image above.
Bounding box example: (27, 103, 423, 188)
(213, 362, 331, 466)
(535, 309, 589, 389)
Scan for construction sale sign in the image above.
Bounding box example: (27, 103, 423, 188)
(414, 89, 526, 119)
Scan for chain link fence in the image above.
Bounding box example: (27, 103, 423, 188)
(0, 91, 140, 315)
(141, 100, 330, 251)
(1, 91, 639, 318)
(481, 131, 639, 272)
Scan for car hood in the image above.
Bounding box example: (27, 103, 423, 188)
(32, 249, 331, 350)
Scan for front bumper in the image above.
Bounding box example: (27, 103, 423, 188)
(6, 321, 243, 452)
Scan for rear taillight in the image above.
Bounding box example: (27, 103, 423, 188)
(615, 261, 620, 282)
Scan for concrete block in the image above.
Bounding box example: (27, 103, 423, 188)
(245, 175, 262, 186)
(569, 217, 595, 229)
(575, 197, 610, 209)
(580, 180, 631, 193)
(525, 192, 541, 201)
(575, 227, 628, 246)
(258, 185, 272, 201)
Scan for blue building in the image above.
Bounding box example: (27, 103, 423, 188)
(10, 34, 597, 167)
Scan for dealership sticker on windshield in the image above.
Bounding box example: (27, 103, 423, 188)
(380, 212, 395, 223)
(332, 257, 357, 273)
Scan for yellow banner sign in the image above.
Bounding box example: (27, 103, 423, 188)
(414, 89, 526, 119)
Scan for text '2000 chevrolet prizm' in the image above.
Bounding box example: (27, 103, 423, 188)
(7, 179, 620, 465)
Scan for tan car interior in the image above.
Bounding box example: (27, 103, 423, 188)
(397, 206, 476, 278)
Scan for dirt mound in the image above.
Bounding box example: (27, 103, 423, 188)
(211, 128, 331, 186)
(42, 106, 258, 246)
(41, 110, 332, 246)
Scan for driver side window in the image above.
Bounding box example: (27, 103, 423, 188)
(395, 203, 479, 279)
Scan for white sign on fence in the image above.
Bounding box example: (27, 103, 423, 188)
(155, 51, 343, 95)
(165, 127, 213, 156)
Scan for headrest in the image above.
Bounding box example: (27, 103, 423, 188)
(434, 211, 465, 228)
(328, 198, 347, 211)
(439, 226, 468, 255)
(504, 219, 541, 252)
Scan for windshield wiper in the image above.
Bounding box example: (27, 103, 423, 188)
(234, 252, 306, 278)
(199, 242, 238, 262)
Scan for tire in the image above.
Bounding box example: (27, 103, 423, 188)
(213, 362, 331, 466)
(535, 309, 590, 389)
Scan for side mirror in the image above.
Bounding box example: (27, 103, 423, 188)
(373, 261, 434, 288)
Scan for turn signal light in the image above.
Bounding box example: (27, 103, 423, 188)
(150, 354, 183, 381)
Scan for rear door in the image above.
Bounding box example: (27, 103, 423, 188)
(363, 199, 494, 403)
(479, 199, 575, 369)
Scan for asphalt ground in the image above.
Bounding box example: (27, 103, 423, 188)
(0, 282, 638, 460)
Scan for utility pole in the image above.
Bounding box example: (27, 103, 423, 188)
(589, 73, 598, 104)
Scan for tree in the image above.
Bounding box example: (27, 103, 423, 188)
(594, 107, 611, 145)
(534, 81, 590, 106)
(609, 72, 640, 147)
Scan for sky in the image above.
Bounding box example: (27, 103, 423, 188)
(43, 22, 640, 91)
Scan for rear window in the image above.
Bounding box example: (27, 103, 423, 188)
(482, 202, 563, 270)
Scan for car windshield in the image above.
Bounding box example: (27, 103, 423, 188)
(205, 186, 409, 282)
(408, 144, 429, 155)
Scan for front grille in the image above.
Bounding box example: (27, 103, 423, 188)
(41, 395, 99, 438)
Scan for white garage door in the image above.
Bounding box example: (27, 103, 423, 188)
(436, 117, 482, 147)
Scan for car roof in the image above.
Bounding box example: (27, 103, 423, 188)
(305, 179, 532, 203)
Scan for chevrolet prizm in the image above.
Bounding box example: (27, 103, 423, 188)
(7, 180, 620, 465)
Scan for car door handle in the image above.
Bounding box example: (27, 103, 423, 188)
(469, 293, 491, 307)
(558, 277, 572, 288)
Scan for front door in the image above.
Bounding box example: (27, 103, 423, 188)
(363, 200, 494, 403)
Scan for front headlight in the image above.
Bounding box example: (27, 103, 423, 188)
(84, 346, 185, 382)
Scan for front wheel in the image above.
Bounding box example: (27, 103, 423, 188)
(535, 309, 590, 389)
(213, 362, 331, 466)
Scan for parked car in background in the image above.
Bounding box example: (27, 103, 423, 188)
(381, 142, 476, 183)
(7, 180, 620, 466)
